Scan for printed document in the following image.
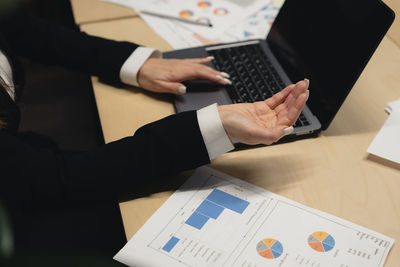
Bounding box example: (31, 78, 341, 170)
(368, 99, 400, 164)
(114, 167, 394, 267)
(102, 0, 279, 49)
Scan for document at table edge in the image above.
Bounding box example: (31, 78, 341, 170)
(367, 108, 400, 164)
(114, 167, 394, 267)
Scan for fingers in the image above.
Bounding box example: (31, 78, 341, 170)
(276, 87, 309, 126)
(138, 57, 234, 95)
(264, 84, 295, 109)
(265, 79, 309, 110)
(194, 66, 232, 85)
(149, 67, 232, 95)
(155, 81, 187, 95)
(273, 80, 309, 113)
(284, 79, 309, 107)
(266, 125, 294, 143)
(184, 57, 232, 85)
(185, 56, 214, 64)
(246, 124, 294, 145)
(286, 90, 309, 123)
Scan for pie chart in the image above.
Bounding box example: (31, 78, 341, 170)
(213, 8, 228, 16)
(308, 231, 335, 252)
(256, 238, 283, 259)
(198, 1, 212, 8)
(179, 10, 194, 19)
(196, 17, 211, 25)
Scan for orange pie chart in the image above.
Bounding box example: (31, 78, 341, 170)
(198, 1, 212, 8)
(256, 238, 283, 259)
(179, 10, 194, 19)
(308, 231, 335, 252)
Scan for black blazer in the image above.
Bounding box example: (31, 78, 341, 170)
(0, 13, 210, 209)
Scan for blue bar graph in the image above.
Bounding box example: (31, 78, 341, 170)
(206, 189, 250, 214)
(185, 189, 250, 230)
(196, 199, 224, 219)
(162, 236, 180, 252)
(185, 212, 209, 230)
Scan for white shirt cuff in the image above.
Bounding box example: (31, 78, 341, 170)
(120, 47, 162, 87)
(197, 103, 235, 160)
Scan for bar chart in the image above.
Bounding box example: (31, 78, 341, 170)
(148, 173, 272, 267)
(185, 189, 250, 230)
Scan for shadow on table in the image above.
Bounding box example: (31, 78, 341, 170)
(366, 154, 400, 171)
(322, 104, 383, 137)
(119, 152, 308, 202)
(118, 170, 195, 202)
(122, 84, 175, 104)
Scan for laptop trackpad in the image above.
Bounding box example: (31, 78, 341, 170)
(175, 81, 232, 113)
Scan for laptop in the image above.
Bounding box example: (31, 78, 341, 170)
(164, 0, 395, 140)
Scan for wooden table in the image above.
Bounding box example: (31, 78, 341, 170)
(78, 15, 400, 267)
(385, 0, 400, 47)
(70, 0, 137, 25)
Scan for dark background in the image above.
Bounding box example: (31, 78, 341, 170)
(5, 1, 126, 266)
(18, 0, 104, 151)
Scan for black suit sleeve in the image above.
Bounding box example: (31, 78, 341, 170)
(0, 13, 138, 84)
(0, 111, 210, 208)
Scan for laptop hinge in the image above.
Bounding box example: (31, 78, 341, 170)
(205, 40, 260, 51)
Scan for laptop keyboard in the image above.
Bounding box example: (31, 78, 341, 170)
(208, 44, 310, 127)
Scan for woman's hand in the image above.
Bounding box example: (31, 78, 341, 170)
(219, 80, 310, 145)
(137, 57, 231, 95)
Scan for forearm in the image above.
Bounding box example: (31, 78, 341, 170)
(63, 111, 211, 197)
(0, 111, 210, 208)
(1, 12, 138, 84)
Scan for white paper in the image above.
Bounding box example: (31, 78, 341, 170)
(386, 99, 400, 114)
(224, 4, 280, 41)
(140, 14, 238, 49)
(367, 108, 400, 164)
(114, 167, 394, 267)
(102, 0, 281, 49)
(104, 0, 268, 35)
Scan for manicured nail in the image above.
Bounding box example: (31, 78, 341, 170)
(207, 56, 215, 60)
(220, 72, 230, 78)
(306, 89, 310, 99)
(178, 86, 187, 94)
(217, 75, 232, 85)
(283, 126, 294, 135)
(304, 78, 310, 88)
(224, 78, 232, 85)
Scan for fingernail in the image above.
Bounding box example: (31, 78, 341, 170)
(220, 72, 230, 78)
(178, 86, 187, 94)
(206, 56, 215, 60)
(223, 78, 232, 85)
(304, 78, 310, 88)
(306, 89, 310, 99)
(217, 75, 232, 85)
(283, 126, 294, 135)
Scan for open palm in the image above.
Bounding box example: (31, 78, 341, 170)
(219, 80, 309, 145)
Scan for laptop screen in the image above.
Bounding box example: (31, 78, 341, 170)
(267, 0, 394, 130)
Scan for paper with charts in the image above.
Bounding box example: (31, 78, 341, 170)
(103, 0, 282, 49)
(114, 167, 394, 267)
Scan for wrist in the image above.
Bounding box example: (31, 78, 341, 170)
(197, 104, 234, 160)
(137, 58, 155, 87)
(120, 47, 161, 87)
(217, 105, 236, 142)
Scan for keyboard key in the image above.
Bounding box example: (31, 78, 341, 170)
(294, 119, 303, 128)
